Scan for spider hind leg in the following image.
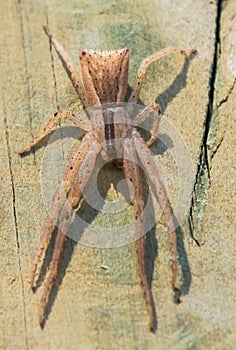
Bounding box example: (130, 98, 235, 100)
(123, 137, 156, 332)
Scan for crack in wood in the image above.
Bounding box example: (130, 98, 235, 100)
(2, 91, 29, 350)
(18, 0, 36, 166)
(217, 78, 236, 108)
(45, 12, 61, 112)
(188, 0, 223, 246)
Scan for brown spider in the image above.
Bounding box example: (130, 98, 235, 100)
(19, 26, 196, 331)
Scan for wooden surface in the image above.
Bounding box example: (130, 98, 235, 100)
(1, 0, 236, 349)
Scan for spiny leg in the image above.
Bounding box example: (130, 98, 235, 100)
(38, 138, 102, 326)
(19, 109, 90, 155)
(43, 26, 90, 107)
(123, 138, 155, 332)
(30, 183, 64, 289)
(30, 131, 96, 289)
(38, 205, 71, 326)
(133, 131, 178, 290)
(129, 47, 197, 103)
(135, 102, 162, 147)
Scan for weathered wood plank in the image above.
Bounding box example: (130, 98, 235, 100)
(2, 0, 235, 349)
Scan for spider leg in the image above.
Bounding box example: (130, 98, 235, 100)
(19, 109, 90, 155)
(38, 137, 102, 326)
(129, 47, 196, 103)
(30, 183, 64, 289)
(133, 131, 178, 290)
(135, 102, 162, 148)
(123, 138, 155, 332)
(30, 132, 96, 289)
(38, 207, 71, 326)
(43, 26, 90, 107)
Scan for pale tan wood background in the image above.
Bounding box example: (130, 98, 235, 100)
(1, 0, 236, 349)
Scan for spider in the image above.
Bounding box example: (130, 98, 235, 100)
(19, 26, 196, 331)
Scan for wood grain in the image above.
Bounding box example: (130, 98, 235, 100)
(1, 0, 235, 349)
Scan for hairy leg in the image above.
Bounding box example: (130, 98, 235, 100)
(30, 183, 64, 289)
(38, 138, 102, 326)
(133, 131, 178, 289)
(38, 208, 71, 326)
(43, 26, 90, 107)
(129, 47, 196, 103)
(19, 109, 91, 155)
(30, 132, 97, 289)
(123, 138, 155, 331)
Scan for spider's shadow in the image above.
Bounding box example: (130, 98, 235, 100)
(155, 54, 195, 113)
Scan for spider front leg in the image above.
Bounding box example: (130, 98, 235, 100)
(129, 46, 197, 103)
(38, 137, 102, 326)
(123, 138, 156, 332)
(43, 26, 90, 107)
